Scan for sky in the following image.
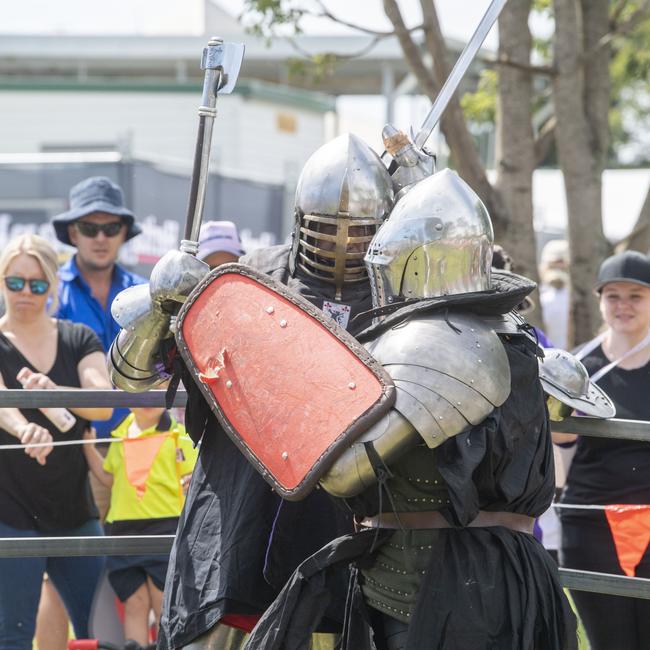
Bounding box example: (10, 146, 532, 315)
(0, 0, 507, 44)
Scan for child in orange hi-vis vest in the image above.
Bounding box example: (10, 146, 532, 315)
(83, 406, 197, 647)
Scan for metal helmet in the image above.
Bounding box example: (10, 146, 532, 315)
(538, 348, 616, 421)
(289, 133, 394, 300)
(365, 168, 493, 308)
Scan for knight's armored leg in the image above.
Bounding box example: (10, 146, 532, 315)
(182, 623, 248, 650)
(309, 633, 340, 649)
(380, 613, 409, 650)
(183, 624, 339, 650)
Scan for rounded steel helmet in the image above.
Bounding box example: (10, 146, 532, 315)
(289, 133, 394, 300)
(365, 168, 493, 307)
(538, 348, 616, 421)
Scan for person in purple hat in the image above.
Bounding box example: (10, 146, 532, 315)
(197, 220, 245, 269)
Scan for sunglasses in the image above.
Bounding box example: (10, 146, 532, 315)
(4, 276, 50, 295)
(75, 221, 124, 238)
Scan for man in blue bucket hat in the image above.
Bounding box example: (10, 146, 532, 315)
(51, 176, 146, 438)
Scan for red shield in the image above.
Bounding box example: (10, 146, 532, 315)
(175, 264, 395, 500)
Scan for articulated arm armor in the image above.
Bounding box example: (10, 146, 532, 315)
(109, 251, 209, 391)
(320, 312, 512, 498)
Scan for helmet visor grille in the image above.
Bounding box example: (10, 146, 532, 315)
(297, 214, 380, 296)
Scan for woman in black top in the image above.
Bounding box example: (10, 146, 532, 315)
(559, 251, 650, 650)
(0, 234, 113, 650)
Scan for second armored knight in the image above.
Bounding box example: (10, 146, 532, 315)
(245, 169, 578, 650)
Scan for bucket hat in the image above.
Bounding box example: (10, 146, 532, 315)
(51, 176, 142, 246)
(197, 220, 245, 261)
(594, 251, 650, 293)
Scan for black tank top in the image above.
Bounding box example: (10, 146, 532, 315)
(0, 320, 103, 530)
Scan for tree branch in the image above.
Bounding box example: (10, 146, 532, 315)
(414, 0, 510, 235)
(610, 0, 631, 28)
(313, 0, 423, 37)
(382, 0, 439, 99)
(615, 182, 650, 253)
(286, 35, 382, 61)
(581, 0, 650, 61)
(534, 115, 556, 166)
(494, 54, 555, 76)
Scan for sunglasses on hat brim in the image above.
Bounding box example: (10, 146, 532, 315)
(75, 220, 124, 238)
(4, 276, 50, 295)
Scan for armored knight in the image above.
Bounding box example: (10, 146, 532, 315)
(244, 169, 580, 650)
(156, 132, 395, 650)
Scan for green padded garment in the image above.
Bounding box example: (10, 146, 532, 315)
(360, 444, 450, 623)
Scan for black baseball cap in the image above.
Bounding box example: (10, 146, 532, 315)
(594, 251, 650, 292)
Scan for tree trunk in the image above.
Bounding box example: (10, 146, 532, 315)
(494, 0, 541, 326)
(418, 0, 509, 239)
(552, 0, 610, 345)
(617, 183, 650, 253)
(382, 0, 510, 237)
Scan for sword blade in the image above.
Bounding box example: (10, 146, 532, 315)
(413, 0, 508, 149)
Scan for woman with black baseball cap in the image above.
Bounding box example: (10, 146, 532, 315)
(559, 250, 650, 650)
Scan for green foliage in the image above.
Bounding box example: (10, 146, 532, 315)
(286, 53, 339, 83)
(460, 69, 497, 124)
(532, 35, 552, 61)
(610, 3, 650, 95)
(242, 1, 341, 83)
(241, 0, 306, 40)
(240, 0, 649, 162)
(459, 1, 650, 163)
(532, 0, 552, 12)
(608, 2, 650, 163)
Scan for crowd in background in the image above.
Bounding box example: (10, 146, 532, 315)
(0, 176, 244, 650)
(0, 174, 649, 650)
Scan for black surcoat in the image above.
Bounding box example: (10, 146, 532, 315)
(243, 276, 578, 650)
(158, 244, 372, 650)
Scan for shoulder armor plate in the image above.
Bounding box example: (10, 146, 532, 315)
(480, 310, 537, 344)
(365, 311, 511, 448)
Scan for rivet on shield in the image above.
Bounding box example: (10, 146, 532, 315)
(348, 382, 356, 389)
(281, 451, 289, 460)
(280, 319, 288, 328)
(266, 306, 275, 314)
(226, 380, 233, 388)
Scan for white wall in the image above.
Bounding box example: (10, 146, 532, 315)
(0, 90, 327, 185)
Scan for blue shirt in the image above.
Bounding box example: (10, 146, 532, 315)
(57, 256, 147, 437)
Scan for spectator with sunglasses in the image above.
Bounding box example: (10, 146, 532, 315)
(51, 176, 146, 439)
(0, 234, 113, 650)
